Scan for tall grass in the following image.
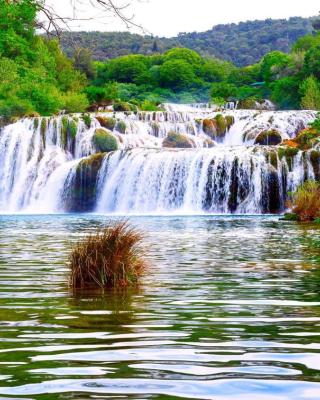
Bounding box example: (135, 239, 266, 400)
(69, 221, 146, 289)
(289, 180, 320, 222)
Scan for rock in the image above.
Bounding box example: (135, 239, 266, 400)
(254, 129, 282, 146)
(202, 115, 234, 139)
(203, 119, 217, 138)
(93, 129, 118, 152)
(116, 120, 127, 134)
(163, 132, 193, 148)
(67, 153, 105, 212)
(96, 116, 116, 131)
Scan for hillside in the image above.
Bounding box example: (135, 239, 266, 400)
(61, 17, 314, 66)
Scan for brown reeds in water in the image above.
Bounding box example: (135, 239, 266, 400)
(69, 221, 146, 289)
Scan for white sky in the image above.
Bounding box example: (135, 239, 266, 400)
(47, 0, 320, 37)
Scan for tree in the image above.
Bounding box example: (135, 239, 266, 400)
(159, 59, 197, 90)
(300, 76, 320, 110)
(304, 45, 320, 79)
(73, 48, 96, 79)
(261, 51, 291, 82)
(210, 82, 238, 101)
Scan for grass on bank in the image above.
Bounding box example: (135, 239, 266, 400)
(285, 180, 320, 222)
(69, 221, 146, 290)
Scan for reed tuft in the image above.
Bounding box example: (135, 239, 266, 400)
(69, 221, 146, 289)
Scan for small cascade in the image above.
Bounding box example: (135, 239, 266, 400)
(0, 105, 319, 214)
(93, 147, 317, 214)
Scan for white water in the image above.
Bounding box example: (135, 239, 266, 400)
(0, 104, 318, 214)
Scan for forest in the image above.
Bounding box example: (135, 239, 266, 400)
(1, 0, 320, 120)
(60, 17, 313, 67)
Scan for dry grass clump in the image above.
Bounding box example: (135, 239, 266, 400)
(287, 180, 320, 222)
(69, 221, 146, 289)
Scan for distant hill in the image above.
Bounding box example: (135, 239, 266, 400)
(61, 17, 314, 67)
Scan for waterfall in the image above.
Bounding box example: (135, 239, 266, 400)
(0, 105, 318, 214)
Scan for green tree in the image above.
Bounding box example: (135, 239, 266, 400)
(300, 76, 320, 110)
(304, 45, 320, 79)
(159, 59, 197, 90)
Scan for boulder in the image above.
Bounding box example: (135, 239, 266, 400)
(163, 132, 193, 148)
(93, 128, 118, 152)
(254, 129, 282, 146)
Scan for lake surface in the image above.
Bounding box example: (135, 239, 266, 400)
(0, 214, 320, 399)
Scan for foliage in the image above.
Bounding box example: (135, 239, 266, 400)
(60, 17, 313, 67)
(300, 76, 320, 110)
(69, 221, 146, 289)
(288, 181, 320, 222)
(0, 0, 88, 119)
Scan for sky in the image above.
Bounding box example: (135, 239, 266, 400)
(47, 0, 320, 37)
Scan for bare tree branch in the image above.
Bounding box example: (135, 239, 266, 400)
(35, 0, 144, 37)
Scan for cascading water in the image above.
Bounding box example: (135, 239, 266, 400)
(0, 105, 318, 214)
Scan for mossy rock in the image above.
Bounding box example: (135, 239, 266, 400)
(93, 128, 118, 152)
(310, 150, 320, 180)
(82, 113, 91, 128)
(282, 213, 299, 221)
(203, 119, 217, 138)
(225, 115, 235, 130)
(238, 99, 257, 109)
(69, 153, 106, 212)
(214, 114, 228, 136)
(113, 102, 132, 112)
(255, 129, 282, 146)
(295, 128, 320, 150)
(268, 151, 278, 169)
(116, 120, 127, 134)
(278, 146, 299, 160)
(96, 116, 116, 131)
(163, 132, 193, 149)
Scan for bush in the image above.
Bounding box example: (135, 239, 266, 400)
(93, 128, 118, 152)
(288, 180, 320, 222)
(64, 92, 89, 113)
(69, 221, 146, 289)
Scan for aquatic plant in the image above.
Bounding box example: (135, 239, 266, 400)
(287, 180, 320, 222)
(69, 221, 146, 289)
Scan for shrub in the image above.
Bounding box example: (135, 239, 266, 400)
(288, 180, 320, 222)
(69, 221, 146, 289)
(93, 128, 118, 152)
(64, 92, 89, 113)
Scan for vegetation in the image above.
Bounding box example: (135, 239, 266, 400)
(93, 129, 118, 152)
(61, 17, 313, 67)
(69, 221, 146, 289)
(282, 113, 320, 149)
(1, 2, 320, 118)
(0, 0, 87, 121)
(286, 181, 320, 222)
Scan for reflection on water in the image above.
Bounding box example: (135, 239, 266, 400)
(0, 214, 320, 399)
